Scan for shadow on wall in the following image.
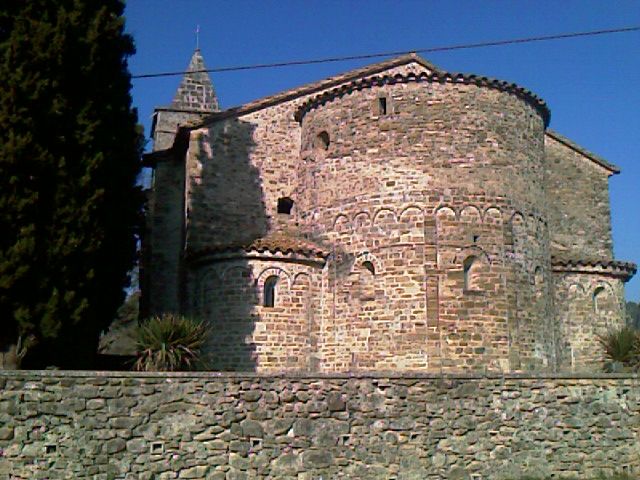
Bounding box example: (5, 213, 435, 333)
(186, 118, 266, 371)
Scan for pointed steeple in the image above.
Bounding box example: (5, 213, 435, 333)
(171, 49, 219, 112)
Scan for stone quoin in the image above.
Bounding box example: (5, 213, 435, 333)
(142, 50, 635, 373)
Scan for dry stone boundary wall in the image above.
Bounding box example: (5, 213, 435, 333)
(0, 371, 638, 479)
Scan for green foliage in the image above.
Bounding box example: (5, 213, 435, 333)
(597, 326, 640, 372)
(133, 314, 210, 372)
(98, 290, 139, 356)
(0, 1, 143, 367)
(626, 301, 640, 329)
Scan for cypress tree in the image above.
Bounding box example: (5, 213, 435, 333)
(0, 0, 142, 368)
(628, 301, 640, 330)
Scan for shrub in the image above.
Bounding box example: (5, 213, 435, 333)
(133, 314, 210, 372)
(597, 325, 640, 372)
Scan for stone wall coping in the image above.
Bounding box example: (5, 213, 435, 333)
(0, 370, 637, 381)
(546, 129, 620, 174)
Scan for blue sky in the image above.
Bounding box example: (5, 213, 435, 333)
(124, 1, 640, 300)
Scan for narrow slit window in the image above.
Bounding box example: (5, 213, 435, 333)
(277, 197, 294, 215)
(463, 256, 476, 291)
(378, 97, 387, 115)
(593, 286, 604, 313)
(264, 276, 278, 308)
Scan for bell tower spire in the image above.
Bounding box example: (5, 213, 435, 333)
(171, 48, 219, 112)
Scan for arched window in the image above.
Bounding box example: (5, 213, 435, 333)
(314, 131, 330, 151)
(263, 276, 278, 308)
(593, 286, 605, 313)
(463, 256, 479, 291)
(362, 261, 375, 275)
(358, 261, 376, 301)
(534, 267, 544, 297)
(277, 197, 294, 215)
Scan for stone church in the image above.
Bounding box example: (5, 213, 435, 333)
(142, 49, 635, 373)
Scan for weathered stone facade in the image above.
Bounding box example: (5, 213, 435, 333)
(1, 371, 639, 479)
(143, 51, 635, 373)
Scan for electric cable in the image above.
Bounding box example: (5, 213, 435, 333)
(132, 25, 640, 79)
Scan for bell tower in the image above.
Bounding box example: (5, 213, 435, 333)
(141, 49, 219, 318)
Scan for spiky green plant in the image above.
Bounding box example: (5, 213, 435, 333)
(597, 326, 640, 372)
(133, 314, 210, 372)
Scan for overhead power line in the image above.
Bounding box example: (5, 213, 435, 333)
(132, 25, 640, 80)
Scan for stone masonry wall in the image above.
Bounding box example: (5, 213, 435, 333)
(554, 272, 626, 370)
(187, 256, 324, 372)
(184, 63, 431, 252)
(147, 56, 631, 375)
(544, 135, 614, 260)
(298, 78, 553, 372)
(1, 371, 638, 480)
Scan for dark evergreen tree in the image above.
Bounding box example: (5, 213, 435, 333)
(0, 1, 142, 368)
(627, 301, 640, 330)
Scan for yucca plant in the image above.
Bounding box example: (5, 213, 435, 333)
(133, 314, 210, 371)
(597, 326, 640, 372)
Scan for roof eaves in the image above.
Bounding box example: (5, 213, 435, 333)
(546, 130, 620, 175)
(294, 70, 550, 125)
(551, 257, 636, 281)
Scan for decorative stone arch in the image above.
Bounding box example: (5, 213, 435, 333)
(460, 205, 481, 223)
(435, 205, 457, 241)
(290, 272, 314, 317)
(453, 247, 490, 292)
(256, 267, 292, 290)
(352, 252, 382, 301)
(256, 267, 291, 309)
(372, 208, 398, 226)
(398, 206, 424, 243)
(484, 206, 503, 225)
(354, 252, 384, 275)
(508, 211, 527, 249)
(333, 214, 351, 234)
(508, 211, 527, 229)
(352, 211, 372, 231)
(434, 205, 457, 220)
(372, 208, 398, 236)
(197, 267, 221, 315)
(592, 282, 616, 315)
(567, 282, 586, 298)
(452, 246, 491, 268)
(221, 265, 253, 283)
(292, 271, 312, 288)
(399, 204, 424, 217)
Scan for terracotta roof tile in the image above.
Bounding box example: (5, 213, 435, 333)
(551, 256, 636, 281)
(188, 227, 330, 261)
